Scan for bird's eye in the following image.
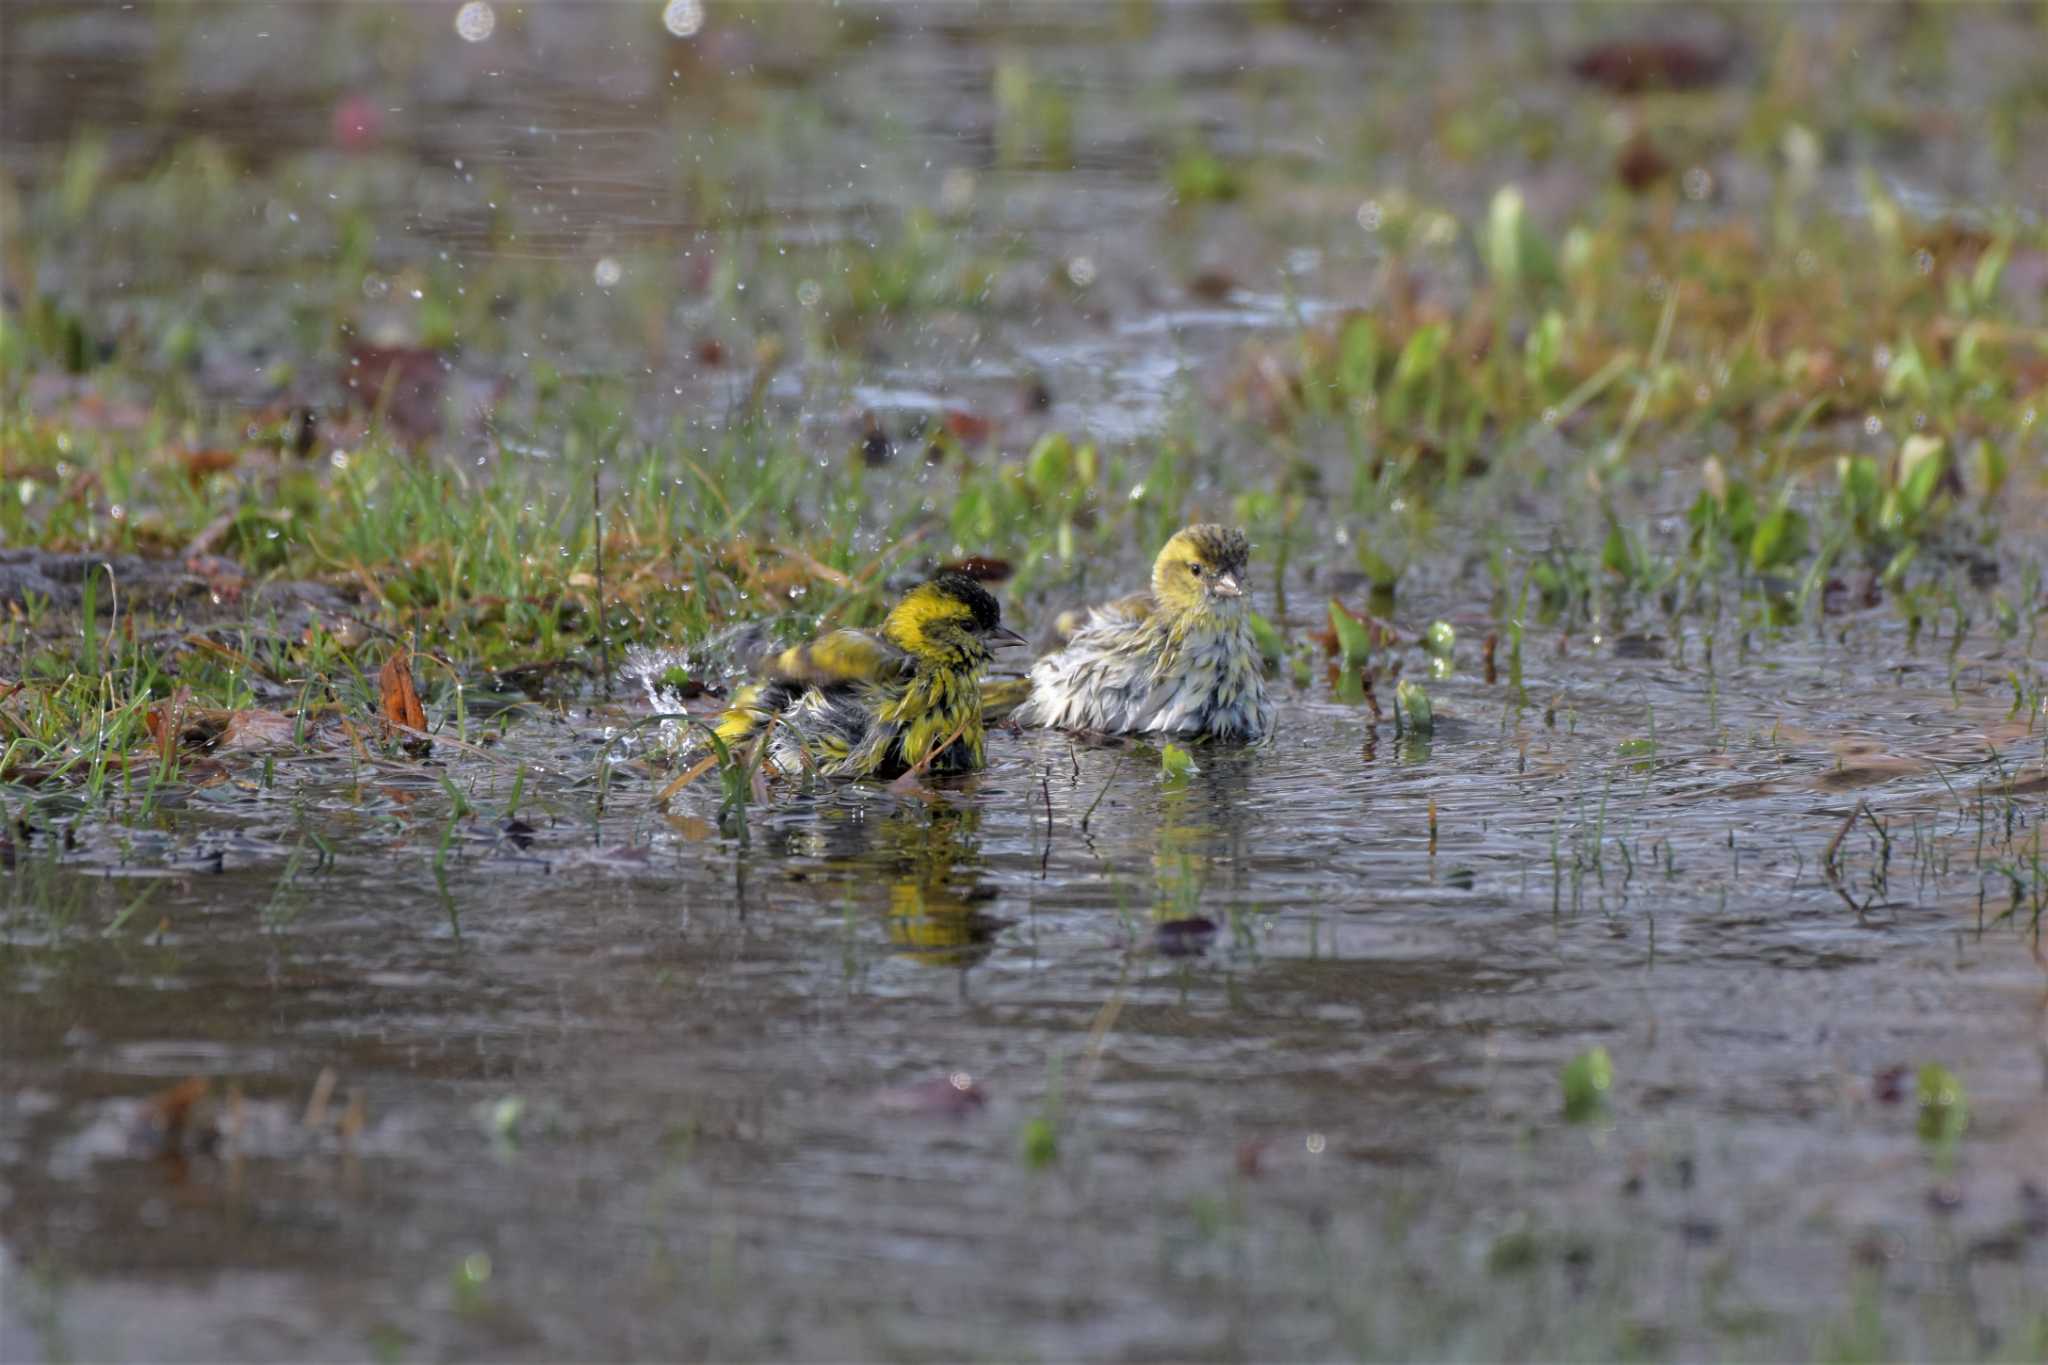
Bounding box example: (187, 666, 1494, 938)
(1189, 563, 1206, 578)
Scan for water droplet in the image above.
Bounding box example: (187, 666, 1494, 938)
(1066, 255, 1097, 288)
(662, 0, 704, 37)
(796, 279, 822, 308)
(1355, 199, 1382, 232)
(594, 257, 623, 288)
(1681, 166, 1714, 201)
(939, 167, 976, 215)
(1863, 414, 1883, 436)
(454, 1, 495, 43)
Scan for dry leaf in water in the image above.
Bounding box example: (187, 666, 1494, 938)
(378, 651, 430, 752)
(217, 709, 299, 753)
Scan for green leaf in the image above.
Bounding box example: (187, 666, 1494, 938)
(1394, 679, 1433, 735)
(1524, 309, 1565, 389)
(1485, 185, 1528, 293)
(1356, 543, 1402, 590)
(1685, 488, 1719, 546)
(1336, 314, 1380, 401)
(1328, 601, 1373, 668)
(1916, 1063, 1968, 1148)
(1969, 234, 2011, 307)
(1024, 432, 1073, 495)
(1246, 611, 1285, 665)
(1880, 543, 1918, 588)
(1424, 620, 1456, 658)
(1969, 438, 2006, 501)
(1721, 480, 1758, 552)
(1749, 502, 1809, 572)
(1836, 454, 1883, 536)
(1388, 322, 1448, 408)
(1892, 434, 1947, 524)
(1560, 1046, 1613, 1122)
(1019, 1116, 1059, 1168)
(1168, 145, 1239, 203)
(1601, 519, 1636, 579)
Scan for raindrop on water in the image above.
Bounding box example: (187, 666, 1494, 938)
(594, 257, 623, 288)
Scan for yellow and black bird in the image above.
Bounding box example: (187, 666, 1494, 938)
(1005, 524, 1273, 740)
(711, 571, 1025, 779)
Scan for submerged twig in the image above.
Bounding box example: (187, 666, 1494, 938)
(1079, 751, 1126, 834)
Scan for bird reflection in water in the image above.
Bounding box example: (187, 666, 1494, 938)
(877, 804, 1008, 968)
(770, 800, 1008, 968)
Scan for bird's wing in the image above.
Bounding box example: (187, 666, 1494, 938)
(1053, 590, 1155, 643)
(757, 628, 913, 688)
(979, 675, 1032, 720)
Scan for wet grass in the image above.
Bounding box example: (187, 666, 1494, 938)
(5, 161, 2043, 823)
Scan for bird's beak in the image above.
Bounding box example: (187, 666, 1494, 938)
(989, 625, 1028, 648)
(1210, 573, 1243, 599)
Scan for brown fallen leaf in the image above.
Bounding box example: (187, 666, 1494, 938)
(343, 342, 448, 444)
(1616, 130, 1671, 193)
(145, 692, 234, 754)
(217, 709, 299, 753)
(1569, 37, 1732, 94)
(177, 447, 241, 482)
(378, 651, 430, 753)
(942, 408, 994, 445)
(137, 1076, 216, 1157)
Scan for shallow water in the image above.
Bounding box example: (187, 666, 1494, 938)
(5, 2, 2048, 1361)
(5, 599, 2043, 1360)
